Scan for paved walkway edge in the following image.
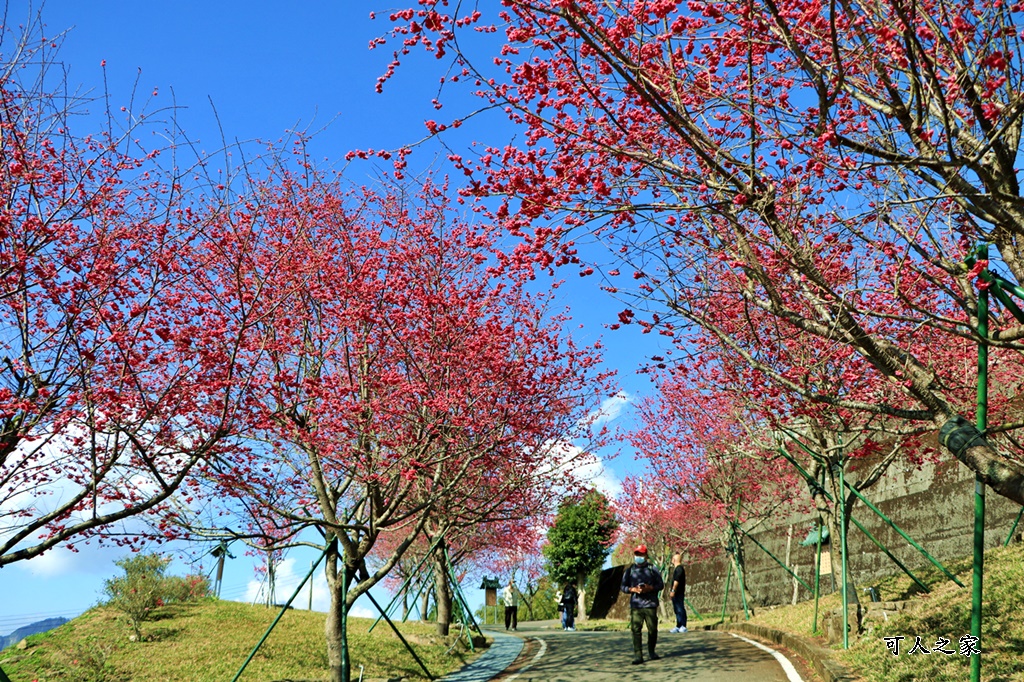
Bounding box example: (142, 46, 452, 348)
(437, 631, 523, 682)
(706, 622, 859, 682)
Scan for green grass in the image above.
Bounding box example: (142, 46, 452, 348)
(736, 540, 1024, 682)
(0, 600, 481, 682)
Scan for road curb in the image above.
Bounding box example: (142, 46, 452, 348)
(704, 622, 859, 682)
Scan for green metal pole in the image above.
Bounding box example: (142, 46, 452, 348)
(813, 518, 822, 635)
(1006, 507, 1023, 547)
(445, 548, 482, 648)
(989, 272, 1024, 307)
(851, 516, 929, 594)
(369, 536, 446, 633)
(838, 462, 849, 649)
(971, 247, 989, 682)
(777, 447, 930, 592)
(232, 542, 331, 682)
(684, 597, 702, 621)
(364, 590, 434, 679)
(739, 527, 813, 592)
(987, 276, 1024, 325)
(778, 437, 964, 588)
(731, 524, 750, 620)
(720, 554, 733, 623)
(401, 570, 433, 622)
(842, 471, 964, 588)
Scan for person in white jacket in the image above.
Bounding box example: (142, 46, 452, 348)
(502, 579, 520, 631)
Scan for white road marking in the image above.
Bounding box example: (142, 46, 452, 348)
(728, 632, 805, 682)
(503, 637, 548, 681)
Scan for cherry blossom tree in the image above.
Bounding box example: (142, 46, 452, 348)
(183, 171, 609, 681)
(0, 18, 271, 566)
(381, 0, 1024, 505)
(623, 377, 805, 610)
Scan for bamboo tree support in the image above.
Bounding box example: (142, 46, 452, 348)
(813, 517, 822, 635)
(719, 556, 733, 624)
(837, 462, 849, 650)
(777, 435, 963, 588)
(970, 247, 990, 682)
(1007, 507, 1023, 547)
(232, 540, 334, 682)
(737, 526, 812, 592)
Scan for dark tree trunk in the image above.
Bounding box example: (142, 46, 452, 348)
(432, 543, 454, 636)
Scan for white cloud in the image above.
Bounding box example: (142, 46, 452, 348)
(545, 440, 622, 499)
(15, 541, 129, 578)
(573, 453, 623, 499)
(348, 605, 374, 619)
(581, 391, 631, 428)
(242, 556, 381, 618)
(245, 556, 331, 609)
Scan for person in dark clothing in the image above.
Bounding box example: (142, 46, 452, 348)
(669, 553, 688, 633)
(559, 582, 579, 631)
(620, 544, 664, 665)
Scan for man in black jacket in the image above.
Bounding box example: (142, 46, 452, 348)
(620, 544, 664, 665)
(669, 553, 688, 633)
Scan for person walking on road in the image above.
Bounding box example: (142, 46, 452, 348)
(559, 581, 579, 631)
(620, 544, 664, 665)
(669, 553, 688, 633)
(502, 579, 520, 631)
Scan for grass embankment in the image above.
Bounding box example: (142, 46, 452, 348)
(0, 600, 480, 682)
(742, 540, 1024, 681)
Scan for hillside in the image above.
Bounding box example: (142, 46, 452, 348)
(0, 600, 481, 682)
(745, 540, 1024, 681)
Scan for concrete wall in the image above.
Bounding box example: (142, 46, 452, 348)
(594, 457, 1023, 619)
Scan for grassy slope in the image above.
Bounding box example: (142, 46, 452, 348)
(744, 540, 1024, 682)
(0, 600, 480, 682)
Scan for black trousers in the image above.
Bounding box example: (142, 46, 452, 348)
(504, 605, 518, 630)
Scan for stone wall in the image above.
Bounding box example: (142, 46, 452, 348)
(592, 457, 1023, 619)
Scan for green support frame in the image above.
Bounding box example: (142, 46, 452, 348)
(776, 443, 956, 590)
(813, 516, 822, 634)
(970, 246, 989, 682)
(719, 557, 733, 624)
(736, 526, 812, 592)
(1007, 507, 1023, 547)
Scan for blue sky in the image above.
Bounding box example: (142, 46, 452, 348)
(0, 1, 671, 636)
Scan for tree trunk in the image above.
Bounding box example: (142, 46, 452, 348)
(432, 546, 453, 636)
(324, 552, 351, 682)
(420, 583, 431, 621)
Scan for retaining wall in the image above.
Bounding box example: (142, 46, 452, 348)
(593, 457, 1022, 619)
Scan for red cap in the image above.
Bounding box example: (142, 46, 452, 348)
(634, 544, 648, 555)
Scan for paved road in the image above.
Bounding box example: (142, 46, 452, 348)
(455, 621, 810, 682)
